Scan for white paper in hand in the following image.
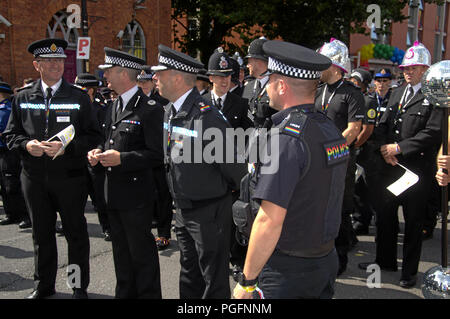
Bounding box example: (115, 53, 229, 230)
(46, 124, 75, 159)
(387, 163, 419, 196)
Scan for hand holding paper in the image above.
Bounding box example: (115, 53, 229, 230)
(387, 163, 419, 196)
(46, 124, 75, 160)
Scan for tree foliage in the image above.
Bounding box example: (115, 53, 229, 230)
(172, 0, 444, 64)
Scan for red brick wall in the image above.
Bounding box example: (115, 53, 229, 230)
(0, 0, 171, 87)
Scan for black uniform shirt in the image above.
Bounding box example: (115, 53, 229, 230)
(252, 105, 310, 209)
(315, 80, 365, 132)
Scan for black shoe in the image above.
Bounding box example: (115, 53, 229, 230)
(0, 216, 20, 225)
(72, 289, 88, 299)
(25, 289, 56, 299)
(104, 230, 111, 242)
(19, 219, 32, 229)
(422, 229, 433, 241)
(358, 261, 398, 272)
(353, 222, 369, 235)
(55, 224, 64, 235)
(399, 275, 417, 289)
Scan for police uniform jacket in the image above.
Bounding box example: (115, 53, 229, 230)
(164, 88, 247, 209)
(100, 88, 164, 210)
(4, 79, 101, 179)
(203, 91, 253, 130)
(242, 79, 277, 127)
(378, 85, 443, 179)
(252, 104, 349, 257)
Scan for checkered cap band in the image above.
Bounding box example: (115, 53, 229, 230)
(34, 46, 65, 57)
(76, 79, 98, 85)
(159, 55, 200, 74)
(137, 74, 153, 80)
(268, 57, 321, 79)
(105, 55, 142, 69)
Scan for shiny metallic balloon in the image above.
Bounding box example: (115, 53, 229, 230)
(421, 60, 450, 108)
(400, 41, 431, 68)
(422, 266, 450, 299)
(318, 38, 350, 73)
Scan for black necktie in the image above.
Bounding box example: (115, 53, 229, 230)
(46, 87, 53, 101)
(217, 97, 223, 110)
(118, 96, 124, 114)
(407, 86, 414, 101)
(255, 80, 261, 93)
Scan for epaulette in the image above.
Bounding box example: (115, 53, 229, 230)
(16, 83, 34, 92)
(280, 111, 308, 138)
(198, 101, 212, 113)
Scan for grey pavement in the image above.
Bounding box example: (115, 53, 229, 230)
(0, 201, 448, 299)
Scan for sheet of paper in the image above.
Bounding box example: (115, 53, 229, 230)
(46, 124, 75, 159)
(387, 163, 419, 196)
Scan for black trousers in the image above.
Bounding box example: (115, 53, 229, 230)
(259, 249, 338, 299)
(175, 193, 232, 299)
(230, 191, 247, 268)
(153, 166, 173, 239)
(108, 207, 162, 299)
(0, 149, 28, 221)
(376, 166, 432, 279)
(86, 166, 110, 232)
(21, 172, 90, 292)
(335, 150, 356, 266)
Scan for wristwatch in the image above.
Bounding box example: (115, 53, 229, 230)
(237, 272, 258, 287)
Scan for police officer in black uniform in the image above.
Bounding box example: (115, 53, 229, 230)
(4, 38, 101, 299)
(353, 68, 393, 235)
(358, 43, 442, 288)
(233, 40, 348, 299)
(242, 37, 277, 128)
(75, 73, 111, 241)
(152, 44, 247, 299)
(88, 48, 163, 299)
(203, 48, 252, 281)
(315, 39, 365, 276)
(0, 82, 29, 228)
(204, 48, 252, 130)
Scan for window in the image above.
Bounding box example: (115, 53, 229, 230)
(121, 20, 146, 61)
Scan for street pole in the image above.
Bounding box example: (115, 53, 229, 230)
(81, 0, 88, 73)
(434, 2, 446, 63)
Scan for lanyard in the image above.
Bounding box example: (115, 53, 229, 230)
(397, 86, 415, 113)
(167, 104, 175, 153)
(321, 80, 343, 112)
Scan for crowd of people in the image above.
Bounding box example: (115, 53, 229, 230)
(0, 34, 448, 300)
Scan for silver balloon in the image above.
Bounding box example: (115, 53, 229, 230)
(422, 266, 450, 299)
(400, 41, 431, 68)
(421, 60, 450, 108)
(319, 39, 350, 73)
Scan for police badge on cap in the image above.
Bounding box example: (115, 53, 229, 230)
(27, 38, 68, 58)
(261, 40, 331, 80)
(206, 48, 233, 77)
(99, 47, 145, 70)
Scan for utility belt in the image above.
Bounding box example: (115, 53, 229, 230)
(276, 240, 335, 258)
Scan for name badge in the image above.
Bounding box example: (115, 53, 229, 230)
(57, 116, 70, 123)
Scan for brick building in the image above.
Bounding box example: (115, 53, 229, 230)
(0, 0, 171, 88)
(349, 0, 449, 73)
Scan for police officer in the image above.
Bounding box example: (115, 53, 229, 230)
(316, 38, 365, 276)
(203, 48, 252, 281)
(152, 44, 247, 299)
(233, 40, 348, 299)
(88, 48, 163, 298)
(358, 42, 443, 288)
(137, 67, 169, 105)
(0, 82, 29, 228)
(4, 38, 101, 299)
(353, 68, 393, 235)
(242, 37, 277, 128)
(204, 48, 252, 130)
(75, 73, 111, 241)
